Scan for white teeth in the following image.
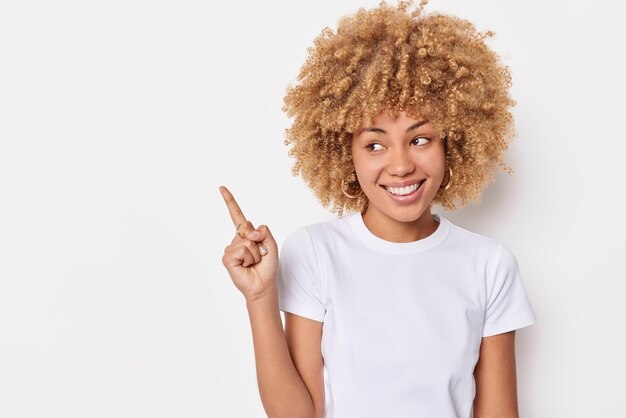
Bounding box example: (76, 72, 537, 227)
(385, 181, 423, 196)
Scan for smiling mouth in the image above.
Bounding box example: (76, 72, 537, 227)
(381, 180, 425, 196)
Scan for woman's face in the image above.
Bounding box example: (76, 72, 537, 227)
(351, 109, 446, 224)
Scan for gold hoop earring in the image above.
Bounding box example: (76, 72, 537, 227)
(440, 167, 453, 190)
(341, 177, 363, 199)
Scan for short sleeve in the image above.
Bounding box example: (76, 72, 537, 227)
(482, 243, 537, 337)
(276, 226, 325, 323)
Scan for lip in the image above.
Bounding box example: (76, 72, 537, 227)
(380, 179, 425, 188)
(381, 180, 425, 203)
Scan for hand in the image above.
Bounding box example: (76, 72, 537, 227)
(219, 186, 279, 302)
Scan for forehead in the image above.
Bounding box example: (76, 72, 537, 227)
(355, 109, 433, 132)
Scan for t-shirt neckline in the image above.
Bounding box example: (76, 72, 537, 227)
(347, 211, 450, 255)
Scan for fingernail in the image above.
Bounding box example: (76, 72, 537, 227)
(259, 245, 267, 255)
(247, 231, 260, 239)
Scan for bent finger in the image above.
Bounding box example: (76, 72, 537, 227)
(245, 229, 268, 255)
(234, 246, 256, 268)
(242, 239, 262, 264)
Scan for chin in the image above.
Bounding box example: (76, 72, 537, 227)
(391, 210, 426, 223)
(371, 202, 427, 223)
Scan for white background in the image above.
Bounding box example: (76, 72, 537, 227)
(1, 0, 624, 417)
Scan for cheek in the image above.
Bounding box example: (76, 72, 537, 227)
(421, 145, 446, 169)
(352, 157, 383, 180)
(351, 148, 368, 172)
(423, 155, 446, 172)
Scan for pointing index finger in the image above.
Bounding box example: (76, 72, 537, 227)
(219, 186, 247, 227)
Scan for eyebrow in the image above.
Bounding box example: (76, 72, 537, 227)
(360, 119, 429, 134)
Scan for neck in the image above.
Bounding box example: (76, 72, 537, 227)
(361, 206, 439, 243)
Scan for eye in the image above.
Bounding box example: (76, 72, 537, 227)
(411, 136, 430, 146)
(366, 143, 383, 151)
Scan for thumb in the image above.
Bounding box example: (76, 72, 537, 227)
(251, 224, 277, 253)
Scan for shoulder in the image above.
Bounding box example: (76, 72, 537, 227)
(444, 218, 503, 257)
(442, 217, 524, 276)
(445, 220, 526, 290)
(282, 213, 354, 247)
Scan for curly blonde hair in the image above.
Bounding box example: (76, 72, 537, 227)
(282, 0, 516, 217)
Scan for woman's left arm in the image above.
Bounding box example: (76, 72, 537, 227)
(473, 330, 520, 418)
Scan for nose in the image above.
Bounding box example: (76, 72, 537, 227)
(386, 146, 415, 176)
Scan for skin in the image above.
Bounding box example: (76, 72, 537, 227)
(219, 185, 278, 302)
(473, 331, 520, 418)
(351, 109, 521, 417)
(351, 109, 446, 242)
(220, 188, 319, 418)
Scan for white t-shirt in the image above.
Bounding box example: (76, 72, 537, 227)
(276, 211, 537, 418)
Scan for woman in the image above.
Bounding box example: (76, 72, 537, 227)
(220, 1, 537, 417)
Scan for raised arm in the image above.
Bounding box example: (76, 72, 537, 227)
(219, 186, 318, 418)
